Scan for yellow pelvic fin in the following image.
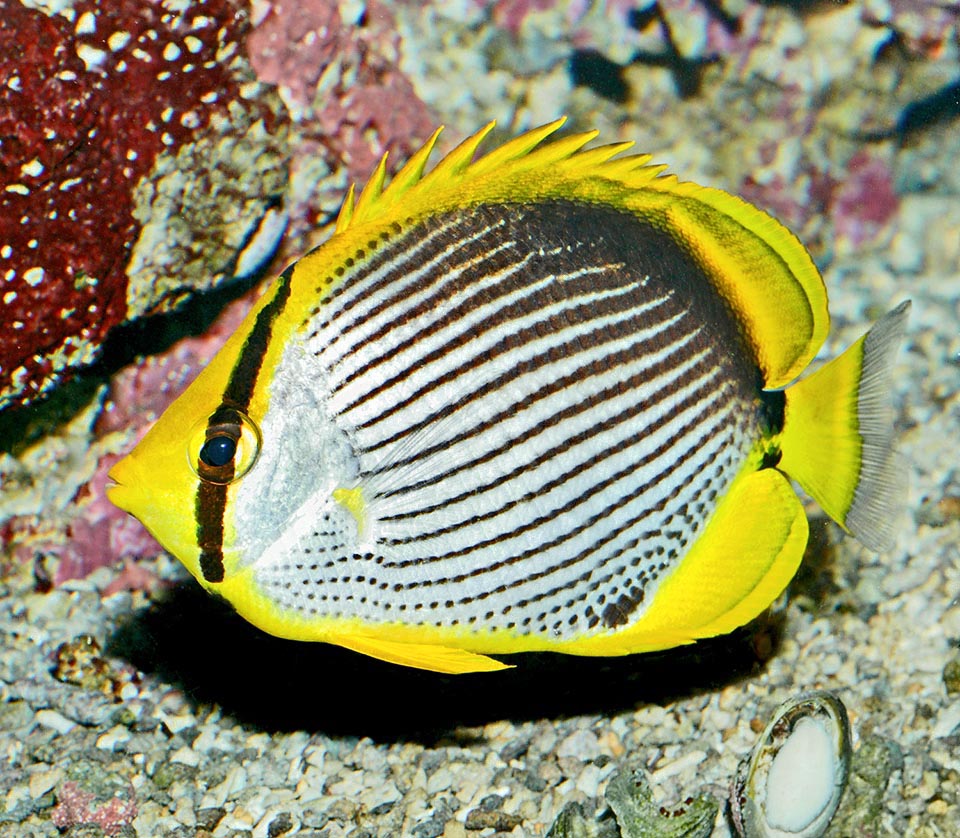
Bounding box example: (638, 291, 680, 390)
(332, 634, 512, 674)
(564, 468, 808, 656)
(216, 571, 511, 674)
(778, 302, 910, 552)
(332, 487, 366, 535)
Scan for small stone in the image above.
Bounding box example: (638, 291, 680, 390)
(359, 780, 401, 814)
(556, 729, 601, 761)
(931, 702, 960, 738)
(159, 712, 198, 735)
(942, 654, 960, 695)
(326, 797, 359, 822)
(35, 709, 77, 734)
(151, 761, 198, 792)
(426, 766, 454, 795)
(463, 808, 523, 831)
(576, 762, 615, 797)
(29, 765, 63, 799)
(52, 635, 104, 683)
(918, 770, 940, 800)
(4, 783, 30, 813)
(95, 725, 131, 751)
(267, 811, 294, 836)
(0, 700, 34, 731)
(597, 730, 626, 758)
(170, 746, 201, 767)
(649, 750, 708, 782)
(412, 817, 446, 838)
(500, 738, 530, 762)
(195, 807, 226, 831)
(327, 770, 365, 797)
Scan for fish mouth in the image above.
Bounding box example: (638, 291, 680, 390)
(105, 458, 136, 513)
(105, 479, 130, 513)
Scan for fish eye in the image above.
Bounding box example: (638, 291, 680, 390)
(187, 407, 261, 484)
(199, 434, 237, 468)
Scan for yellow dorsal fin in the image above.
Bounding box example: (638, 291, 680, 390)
(568, 142, 644, 176)
(334, 183, 356, 234)
(429, 120, 497, 180)
(352, 152, 390, 221)
(465, 117, 575, 177)
(387, 125, 445, 196)
(323, 118, 829, 387)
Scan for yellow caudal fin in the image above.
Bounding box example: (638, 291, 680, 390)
(333, 634, 512, 674)
(778, 301, 910, 551)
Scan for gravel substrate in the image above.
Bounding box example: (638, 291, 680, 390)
(2, 3, 959, 837)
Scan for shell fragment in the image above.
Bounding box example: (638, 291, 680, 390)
(731, 691, 852, 838)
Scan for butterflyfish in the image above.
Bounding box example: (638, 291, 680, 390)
(107, 119, 909, 674)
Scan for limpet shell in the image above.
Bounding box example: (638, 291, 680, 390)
(731, 691, 852, 838)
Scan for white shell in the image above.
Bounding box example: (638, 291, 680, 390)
(731, 691, 851, 838)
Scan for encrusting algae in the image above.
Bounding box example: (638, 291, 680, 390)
(108, 119, 909, 673)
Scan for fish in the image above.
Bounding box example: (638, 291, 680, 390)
(107, 119, 909, 674)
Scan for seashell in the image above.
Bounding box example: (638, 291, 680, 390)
(731, 691, 852, 838)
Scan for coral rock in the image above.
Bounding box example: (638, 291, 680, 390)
(0, 0, 289, 411)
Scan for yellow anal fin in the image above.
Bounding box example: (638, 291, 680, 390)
(669, 468, 808, 640)
(565, 468, 808, 656)
(333, 634, 512, 674)
(779, 301, 910, 551)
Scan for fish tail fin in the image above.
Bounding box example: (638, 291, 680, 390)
(777, 301, 910, 552)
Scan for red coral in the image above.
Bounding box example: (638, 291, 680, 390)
(246, 0, 343, 115)
(51, 781, 137, 836)
(0, 0, 256, 409)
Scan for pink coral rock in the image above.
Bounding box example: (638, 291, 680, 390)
(51, 781, 137, 837)
(247, 0, 436, 180)
(831, 151, 899, 249)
